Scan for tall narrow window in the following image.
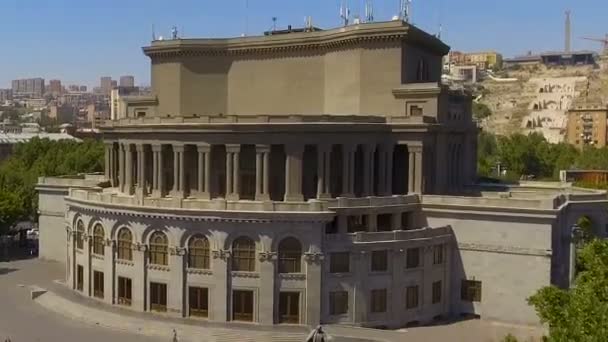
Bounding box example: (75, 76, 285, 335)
(117, 277, 132, 306)
(76, 265, 84, 291)
(188, 235, 210, 269)
(76, 220, 84, 250)
(371, 250, 388, 272)
(150, 282, 167, 312)
(189, 287, 209, 318)
(92, 224, 105, 256)
(278, 237, 302, 274)
(432, 280, 442, 304)
(406, 285, 419, 309)
(329, 291, 348, 315)
(149, 231, 168, 266)
(406, 247, 420, 269)
(93, 270, 104, 299)
(433, 244, 444, 265)
(117, 228, 133, 261)
(232, 237, 256, 272)
(330, 252, 350, 273)
(370, 289, 387, 313)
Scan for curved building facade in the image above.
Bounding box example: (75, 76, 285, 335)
(37, 20, 608, 329)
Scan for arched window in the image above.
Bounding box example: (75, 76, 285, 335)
(93, 224, 105, 255)
(232, 237, 256, 272)
(76, 220, 84, 250)
(188, 235, 210, 269)
(149, 231, 168, 266)
(278, 237, 302, 274)
(117, 228, 133, 261)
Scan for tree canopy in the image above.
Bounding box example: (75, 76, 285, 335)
(477, 132, 606, 181)
(528, 239, 608, 342)
(0, 137, 103, 234)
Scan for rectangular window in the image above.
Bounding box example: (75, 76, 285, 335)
(329, 291, 348, 315)
(76, 265, 84, 291)
(150, 282, 167, 312)
(93, 271, 104, 299)
(406, 248, 420, 269)
(279, 292, 300, 324)
(370, 289, 387, 313)
(371, 250, 388, 272)
(325, 217, 338, 234)
(433, 244, 444, 265)
(117, 277, 132, 306)
(410, 105, 423, 117)
(432, 280, 442, 304)
(461, 280, 482, 302)
(330, 252, 350, 273)
(377, 214, 393, 232)
(401, 212, 411, 230)
(232, 290, 254, 322)
(189, 287, 209, 318)
(347, 215, 367, 233)
(406, 285, 419, 309)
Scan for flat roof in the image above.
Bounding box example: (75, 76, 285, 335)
(0, 133, 80, 144)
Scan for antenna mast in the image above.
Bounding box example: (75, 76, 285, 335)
(400, 0, 412, 23)
(340, 1, 350, 26)
(365, 0, 374, 22)
(565, 10, 572, 53)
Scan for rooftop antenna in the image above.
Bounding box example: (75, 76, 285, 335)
(152, 24, 156, 41)
(171, 26, 178, 40)
(400, 0, 412, 23)
(565, 10, 572, 53)
(340, 1, 350, 26)
(438, 24, 443, 40)
(272, 17, 278, 31)
(305, 16, 313, 31)
(244, 0, 249, 36)
(365, 0, 374, 22)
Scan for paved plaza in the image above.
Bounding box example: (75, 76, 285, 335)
(0, 257, 543, 342)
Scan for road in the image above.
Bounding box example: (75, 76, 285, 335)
(0, 258, 163, 342)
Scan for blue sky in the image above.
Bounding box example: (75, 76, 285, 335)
(0, 0, 605, 88)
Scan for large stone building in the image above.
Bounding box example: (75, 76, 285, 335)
(566, 102, 608, 148)
(37, 20, 608, 329)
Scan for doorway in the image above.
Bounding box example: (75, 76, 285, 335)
(279, 292, 300, 324)
(232, 290, 254, 322)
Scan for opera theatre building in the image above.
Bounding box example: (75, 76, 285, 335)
(37, 20, 608, 328)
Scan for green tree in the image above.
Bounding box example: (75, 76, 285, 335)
(473, 102, 492, 120)
(0, 192, 25, 235)
(528, 239, 608, 341)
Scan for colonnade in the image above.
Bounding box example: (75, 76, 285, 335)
(104, 142, 424, 201)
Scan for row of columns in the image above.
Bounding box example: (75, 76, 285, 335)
(104, 142, 424, 201)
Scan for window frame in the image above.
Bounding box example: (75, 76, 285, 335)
(461, 279, 482, 302)
(370, 289, 387, 313)
(92, 224, 105, 256)
(432, 280, 442, 304)
(278, 237, 302, 274)
(433, 244, 444, 265)
(231, 237, 256, 272)
(76, 220, 84, 250)
(370, 250, 388, 272)
(406, 247, 421, 269)
(117, 276, 132, 306)
(150, 282, 167, 312)
(406, 285, 419, 309)
(117, 228, 133, 261)
(188, 235, 210, 269)
(93, 270, 104, 299)
(189, 286, 209, 318)
(329, 291, 349, 316)
(149, 231, 168, 266)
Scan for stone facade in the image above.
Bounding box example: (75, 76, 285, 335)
(35, 20, 608, 328)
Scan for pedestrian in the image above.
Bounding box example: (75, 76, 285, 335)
(305, 325, 326, 342)
(172, 328, 178, 342)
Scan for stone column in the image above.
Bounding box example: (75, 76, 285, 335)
(66, 228, 76, 289)
(415, 148, 423, 194)
(341, 144, 355, 197)
(304, 252, 324, 326)
(152, 144, 164, 197)
(171, 144, 185, 198)
(152, 146, 158, 195)
(258, 249, 276, 325)
(196, 144, 211, 199)
(211, 249, 230, 322)
(103, 240, 115, 304)
(408, 150, 415, 194)
(378, 144, 393, 196)
(118, 143, 125, 192)
(132, 244, 147, 311)
(168, 247, 186, 317)
(284, 144, 304, 202)
(255, 145, 270, 201)
(376, 146, 386, 196)
(83, 234, 92, 296)
(316, 144, 331, 199)
(104, 143, 112, 181)
(362, 145, 375, 196)
(136, 144, 147, 198)
(352, 251, 368, 324)
(226, 144, 241, 201)
(124, 144, 134, 195)
(435, 133, 448, 194)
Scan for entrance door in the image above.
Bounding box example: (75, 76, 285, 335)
(232, 290, 254, 322)
(150, 282, 167, 312)
(279, 292, 300, 324)
(76, 265, 83, 291)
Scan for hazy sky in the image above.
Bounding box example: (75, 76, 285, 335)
(0, 0, 605, 88)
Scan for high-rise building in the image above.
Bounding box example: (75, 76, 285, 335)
(49, 80, 63, 95)
(119, 75, 135, 87)
(111, 80, 118, 88)
(11, 78, 45, 97)
(567, 102, 608, 149)
(0, 89, 12, 102)
(100, 77, 113, 95)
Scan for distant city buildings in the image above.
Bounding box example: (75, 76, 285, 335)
(119, 75, 135, 87)
(100, 76, 113, 95)
(447, 51, 503, 71)
(11, 78, 45, 98)
(0, 89, 12, 102)
(48, 79, 63, 96)
(566, 102, 608, 149)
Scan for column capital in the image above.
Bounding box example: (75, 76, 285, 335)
(317, 143, 332, 153)
(255, 144, 271, 153)
(151, 144, 163, 152)
(226, 144, 241, 153)
(341, 143, 357, 153)
(104, 141, 116, 148)
(284, 143, 304, 154)
(379, 143, 394, 153)
(135, 143, 146, 152)
(196, 143, 211, 153)
(172, 144, 185, 152)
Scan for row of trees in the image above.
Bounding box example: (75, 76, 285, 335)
(0, 138, 103, 234)
(478, 132, 608, 181)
